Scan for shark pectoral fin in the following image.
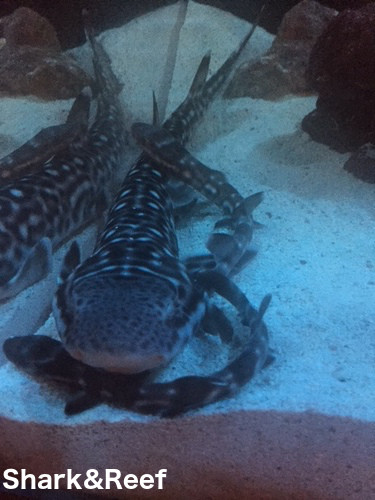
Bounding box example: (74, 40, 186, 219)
(207, 230, 253, 275)
(4, 334, 102, 414)
(7, 237, 53, 297)
(234, 191, 264, 221)
(188, 51, 211, 96)
(66, 86, 91, 126)
(65, 390, 101, 415)
(244, 191, 264, 213)
(65, 86, 92, 142)
(59, 241, 81, 283)
(254, 294, 272, 325)
(230, 249, 257, 276)
(206, 232, 237, 260)
(214, 192, 264, 230)
(201, 303, 234, 343)
(3, 335, 62, 376)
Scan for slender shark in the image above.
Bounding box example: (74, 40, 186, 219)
(0, 11, 126, 301)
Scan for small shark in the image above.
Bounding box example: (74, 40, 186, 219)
(53, 18, 263, 375)
(4, 282, 272, 417)
(0, 10, 126, 301)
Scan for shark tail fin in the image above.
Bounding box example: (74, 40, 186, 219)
(82, 9, 122, 97)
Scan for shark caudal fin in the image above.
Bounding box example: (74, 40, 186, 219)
(82, 9, 122, 97)
(163, 2, 267, 143)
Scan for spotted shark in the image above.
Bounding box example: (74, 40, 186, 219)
(4, 281, 272, 417)
(52, 16, 264, 373)
(0, 11, 125, 301)
(4, 9, 272, 416)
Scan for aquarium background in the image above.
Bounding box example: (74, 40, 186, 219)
(0, 0, 315, 49)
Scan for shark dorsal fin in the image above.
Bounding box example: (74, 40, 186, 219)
(152, 91, 160, 126)
(59, 241, 81, 284)
(188, 51, 211, 96)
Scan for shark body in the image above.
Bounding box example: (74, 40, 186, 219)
(0, 15, 125, 301)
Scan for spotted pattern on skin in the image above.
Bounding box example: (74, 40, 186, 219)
(163, 20, 259, 144)
(0, 24, 125, 301)
(132, 122, 251, 217)
(54, 22, 261, 372)
(54, 154, 206, 373)
(0, 88, 91, 185)
(48, 16, 271, 413)
(2, 10, 273, 417)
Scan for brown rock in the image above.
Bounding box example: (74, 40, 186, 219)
(0, 45, 92, 100)
(226, 0, 336, 100)
(0, 7, 60, 50)
(0, 7, 91, 100)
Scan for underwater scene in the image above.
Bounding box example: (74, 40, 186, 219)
(0, 2, 375, 421)
(0, 0, 374, 497)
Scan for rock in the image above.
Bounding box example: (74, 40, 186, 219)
(226, 0, 336, 100)
(344, 143, 375, 183)
(320, 0, 372, 10)
(308, 4, 375, 96)
(0, 7, 91, 99)
(0, 45, 92, 100)
(302, 3, 375, 152)
(0, 6, 60, 50)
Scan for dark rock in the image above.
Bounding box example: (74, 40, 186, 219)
(303, 3, 375, 152)
(0, 7, 91, 99)
(308, 4, 375, 96)
(301, 90, 375, 152)
(0, 1, 371, 52)
(0, 6, 60, 50)
(344, 144, 375, 183)
(320, 0, 372, 10)
(226, 0, 336, 100)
